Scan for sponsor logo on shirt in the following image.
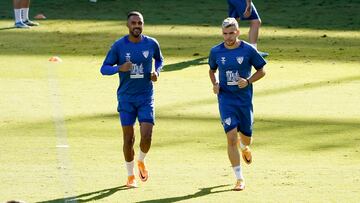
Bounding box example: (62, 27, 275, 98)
(125, 53, 131, 61)
(142, 50, 149, 58)
(226, 70, 240, 85)
(130, 64, 144, 79)
(221, 57, 226, 65)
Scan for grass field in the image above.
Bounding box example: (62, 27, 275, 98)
(1, 0, 360, 202)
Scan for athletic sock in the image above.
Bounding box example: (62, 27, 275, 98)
(233, 165, 244, 180)
(125, 160, 135, 176)
(138, 150, 147, 162)
(14, 9, 22, 23)
(251, 43, 257, 49)
(21, 8, 29, 21)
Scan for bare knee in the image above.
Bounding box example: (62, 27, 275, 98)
(123, 135, 135, 148)
(250, 19, 261, 28)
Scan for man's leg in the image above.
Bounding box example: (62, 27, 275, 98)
(226, 128, 245, 191)
(249, 19, 268, 57)
(22, 0, 39, 26)
(13, 0, 29, 28)
(137, 122, 153, 182)
(227, 128, 240, 167)
(122, 125, 137, 187)
(239, 132, 252, 164)
(123, 126, 135, 162)
(248, 19, 261, 46)
(140, 122, 153, 153)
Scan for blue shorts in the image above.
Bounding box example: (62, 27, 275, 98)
(218, 102, 254, 137)
(228, 1, 260, 21)
(117, 99, 154, 126)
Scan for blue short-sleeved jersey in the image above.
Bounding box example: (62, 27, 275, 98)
(100, 35, 163, 102)
(208, 41, 266, 106)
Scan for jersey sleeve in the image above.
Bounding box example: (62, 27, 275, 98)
(208, 49, 218, 70)
(250, 48, 266, 70)
(100, 43, 120, 75)
(228, 0, 239, 18)
(152, 39, 164, 75)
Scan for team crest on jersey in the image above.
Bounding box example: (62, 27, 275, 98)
(224, 117, 231, 126)
(236, 56, 244, 64)
(221, 57, 226, 65)
(142, 50, 149, 58)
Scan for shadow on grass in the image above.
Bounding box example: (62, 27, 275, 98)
(0, 29, 358, 63)
(0, 26, 16, 31)
(137, 184, 231, 203)
(163, 57, 208, 72)
(156, 74, 360, 112)
(37, 185, 129, 203)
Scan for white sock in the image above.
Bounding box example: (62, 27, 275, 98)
(138, 150, 147, 162)
(250, 43, 257, 49)
(233, 165, 244, 180)
(239, 141, 247, 150)
(125, 160, 135, 176)
(21, 8, 29, 21)
(14, 9, 22, 23)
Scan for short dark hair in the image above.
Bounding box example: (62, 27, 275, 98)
(127, 11, 143, 20)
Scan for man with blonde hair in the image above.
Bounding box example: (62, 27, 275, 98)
(208, 17, 266, 191)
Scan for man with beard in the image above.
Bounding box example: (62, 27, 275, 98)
(100, 11, 164, 188)
(208, 17, 266, 191)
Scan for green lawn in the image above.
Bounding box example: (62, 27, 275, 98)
(1, 0, 360, 202)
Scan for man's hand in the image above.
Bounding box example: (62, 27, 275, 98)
(238, 78, 249, 88)
(119, 61, 132, 72)
(243, 6, 252, 18)
(213, 83, 220, 94)
(151, 72, 158, 82)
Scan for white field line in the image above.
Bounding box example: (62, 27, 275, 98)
(48, 63, 77, 202)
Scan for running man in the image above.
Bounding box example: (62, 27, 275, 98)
(227, 0, 268, 57)
(100, 11, 164, 188)
(208, 17, 266, 191)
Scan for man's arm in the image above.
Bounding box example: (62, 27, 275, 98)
(243, 0, 252, 18)
(238, 68, 265, 88)
(151, 39, 164, 82)
(209, 69, 219, 94)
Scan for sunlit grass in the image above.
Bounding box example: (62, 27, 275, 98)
(1, 0, 360, 202)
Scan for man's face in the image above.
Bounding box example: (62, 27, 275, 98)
(222, 26, 239, 46)
(127, 15, 143, 38)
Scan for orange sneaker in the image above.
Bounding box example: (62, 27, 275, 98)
(233, 179, 245, 191)
(126, 175, 137, 188)
(137, 160, 149, 182)
(241, 146, 252, 164)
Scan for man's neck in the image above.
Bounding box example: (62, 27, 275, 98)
(225, 39, 241, 49)
(128, 35, 142, 43)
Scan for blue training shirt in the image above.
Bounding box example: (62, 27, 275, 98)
(208, 41, 266, 106)
(101, 35, 163, 102)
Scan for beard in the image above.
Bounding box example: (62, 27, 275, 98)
(131, 28, 142, 38)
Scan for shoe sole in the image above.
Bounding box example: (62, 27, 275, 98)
(233, 186, 245, 191)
